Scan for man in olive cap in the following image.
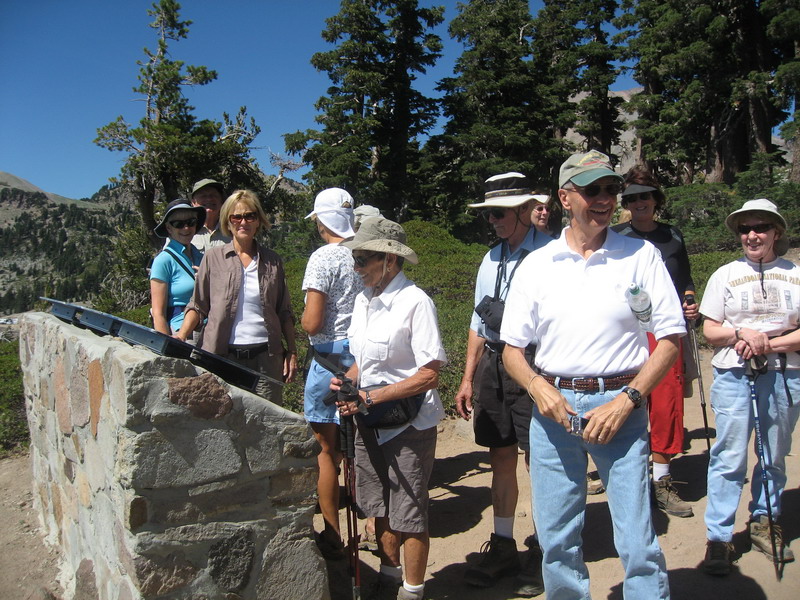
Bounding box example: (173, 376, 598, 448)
(501, 150, 685, 598)
(190, 178, 231, 252)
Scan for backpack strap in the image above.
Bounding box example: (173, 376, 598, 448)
(163, 248, 196, 280)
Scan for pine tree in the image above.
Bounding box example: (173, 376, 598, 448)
(285, 0, 443, 219)
(95, 0, 266, 244)
(620, 0, 794, 184)
(420, 0, 550, 234)
(532, 0, 623, 157)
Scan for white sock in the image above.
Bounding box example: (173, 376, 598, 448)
(380, 564, 403, 581)
(494, 515, 515, 539)
(403, 580, 425, 593)
(652, 462, 670, 481)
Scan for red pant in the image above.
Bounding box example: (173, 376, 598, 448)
(647, 333, 685, 455)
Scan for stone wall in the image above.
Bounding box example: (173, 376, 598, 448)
(20, 313, 329, 600)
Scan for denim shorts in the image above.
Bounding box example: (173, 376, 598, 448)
(303, 339, 346, 424)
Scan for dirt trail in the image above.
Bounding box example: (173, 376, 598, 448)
(3, 348, 799, 599)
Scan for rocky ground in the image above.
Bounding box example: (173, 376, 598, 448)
(2, 348, 799, 599)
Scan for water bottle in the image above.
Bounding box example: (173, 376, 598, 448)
(339, 340, 355, 371)
(625, 283, 651, 330)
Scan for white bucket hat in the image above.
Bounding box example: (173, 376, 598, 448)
(305, 188, 356, 238)
(340, 216, 419, 264)
(725, 198, 789, 256)
(469, 172, 540, 208)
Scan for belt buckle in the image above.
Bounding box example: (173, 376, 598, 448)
(570, 377, 592, 391)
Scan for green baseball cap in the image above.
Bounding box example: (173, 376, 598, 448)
(558, 150, 623, 188)
(191, 178, 224, 197)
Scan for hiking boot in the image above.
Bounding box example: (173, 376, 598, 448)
(463, 533, 520, 587)
(653, 474, 693, 517)
(396, 585, 424, 600)
(366, 575, 402, 600)
(513, 535, 544, 597)
(749, 515, 795, 563)
(587, 473, 605, 495)
(703, 540, 734, 576)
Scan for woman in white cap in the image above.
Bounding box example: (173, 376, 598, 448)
(700, 198, 800, 575)
(300, 188, 363, 558)
(332, 216, 447, 600)
(612, 167, 699, 518)
(176, 190, 297, 403)
(150, 199, 206, 335)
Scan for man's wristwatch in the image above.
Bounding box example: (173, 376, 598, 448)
(364, 390, 374, 407)
(622, 386, 644, 409)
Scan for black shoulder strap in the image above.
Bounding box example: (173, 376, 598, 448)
(163, 248, 195, 280)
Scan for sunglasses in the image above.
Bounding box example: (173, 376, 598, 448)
(622, 192, 652, 204)
(229, 212, 258, 224)
(168, 218, 198, 229)
(571, 183, 622, 198)
(353, 252, 383, 268)
(737, 223, 774, 235)
(532, 204, 549, 212)
(481, 207, 508, 220)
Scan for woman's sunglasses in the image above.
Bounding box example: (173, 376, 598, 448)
(621, 192, 652, 204)
(353, 253, 383, 268)
(168, 218, 198, 229)
(737, 223, 774, 235)
(229, 212, 258, 224)
(572, 183, 622, 198)
(481, 207, 508, 220)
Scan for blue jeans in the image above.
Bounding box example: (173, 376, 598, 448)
(530, 388, 669, 600)
(705, 367, 800, 542)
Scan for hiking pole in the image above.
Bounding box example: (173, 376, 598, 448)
(340, 413, 362, 599)
(685, 294, 711, 452)
(745, 356, 782, 581)
(330, 372, 363, 600)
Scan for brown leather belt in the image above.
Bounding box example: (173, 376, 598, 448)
(540, 373, 636, 392)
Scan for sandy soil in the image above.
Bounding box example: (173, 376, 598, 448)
(2, 348, 799, 599)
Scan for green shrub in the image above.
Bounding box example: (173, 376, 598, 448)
(0, 340, 27, 455)
(688, 250, 741, 302)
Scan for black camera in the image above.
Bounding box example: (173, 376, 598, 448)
(475, 295, 505, 331)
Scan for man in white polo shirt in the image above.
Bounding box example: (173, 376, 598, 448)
(501, 150, 686, 598)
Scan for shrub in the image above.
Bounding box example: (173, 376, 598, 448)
(0, 340, 27, 455)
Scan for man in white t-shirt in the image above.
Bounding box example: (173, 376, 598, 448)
(500, 150, 685, 599)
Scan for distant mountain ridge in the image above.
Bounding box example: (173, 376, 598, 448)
(0, 171, 91, 205)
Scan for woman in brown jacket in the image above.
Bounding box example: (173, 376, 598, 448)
(176, 189, 298, 403)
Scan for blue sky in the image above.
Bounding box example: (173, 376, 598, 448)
(1, 0, 632, 200)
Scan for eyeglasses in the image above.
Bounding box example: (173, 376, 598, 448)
(168, 218, 198, 229)
(229, 212, 258, 224)
(481, 208, 508, 220)
(353, 253, 382, 268)
(622, 192, 652, 204)
(532, 204, 549, 212)
(570, 183, 622, 198)
(737, 223, 774, 235)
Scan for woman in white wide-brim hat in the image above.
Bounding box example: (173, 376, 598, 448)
(332, 216, 446, 600)
(700, 198, 800, 575)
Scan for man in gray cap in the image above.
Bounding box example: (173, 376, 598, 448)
(455, 172, 551, 596)
(500, 150, 685, 598)
(190, 178, 231, 252)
